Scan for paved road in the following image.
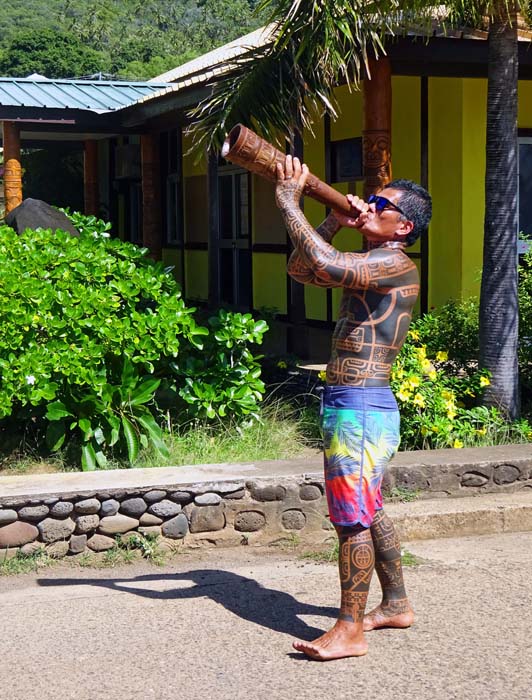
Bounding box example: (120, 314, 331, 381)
(1, 532, 532, 700)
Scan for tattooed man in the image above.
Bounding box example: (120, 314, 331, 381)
(275, 155, 432, 661)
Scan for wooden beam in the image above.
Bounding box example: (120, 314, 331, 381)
(362, 56, 392, 199)
(140, 133, 162, 260)
(83, 139, 99, 216)
(3, 121, 23, 213)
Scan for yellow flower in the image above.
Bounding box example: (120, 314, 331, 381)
(441, 389, 454, 401)
(421, 359, 434, 375)
(480, 376, 491, 387)
(421, 426, 429, 436)
(431, 425, 440, 433)
(397, 389, 412, 402)
(409, 330, 420, 341)
(453, 439, 464, 449)
(416, 347, 427, 361)
(447, 409, 457, 420)
(476, 427, 487, 435)
(428, 370, 437, 381)
(318, 370, 327, 381)
(408, 375, 421, 388)
(413, 393, 425, 408)
(464, 388, 475, 397)
(277, 360, 287, 369)
(436, 351, 449, 362)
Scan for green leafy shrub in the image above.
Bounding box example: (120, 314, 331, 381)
(0, 216, 267, 468)
(391, 331, 531, 449)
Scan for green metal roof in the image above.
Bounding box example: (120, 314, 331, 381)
(0, 77, 172, 114)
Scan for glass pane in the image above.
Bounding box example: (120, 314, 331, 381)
(238, 174, 249, 238)
(219, 175, 234, 239)
(220, 248, 234, 305)
(166, 179, 177, 243)
(169, 129, 178, 173)
(237, 249, 251, 308)
(519, 143, 532, 238)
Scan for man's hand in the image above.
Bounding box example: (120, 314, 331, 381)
(275, 155, 309, 211)
(331, 193, 373, 229)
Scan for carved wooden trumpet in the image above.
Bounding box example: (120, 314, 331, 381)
(221, 124, 352, 215)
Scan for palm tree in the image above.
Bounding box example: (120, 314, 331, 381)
(189, 0, 530, 419)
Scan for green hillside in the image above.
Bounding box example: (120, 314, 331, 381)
(0, 0, 264, 80)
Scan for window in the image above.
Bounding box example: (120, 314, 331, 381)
(160, 128, 184, 246)
(330, 137, 363, 183)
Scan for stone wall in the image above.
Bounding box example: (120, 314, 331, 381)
(0, 476, 331, 560)
(1, 444, 531, 560)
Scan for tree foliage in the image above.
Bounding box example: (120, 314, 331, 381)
(0, 0, 264, 80)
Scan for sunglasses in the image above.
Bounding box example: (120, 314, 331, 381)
(368, 194, 408, 219)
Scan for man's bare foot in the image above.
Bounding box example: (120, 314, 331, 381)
(363, 602, 414, 632)
(292, 621, 368, 661)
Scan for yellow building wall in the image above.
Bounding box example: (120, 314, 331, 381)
(185, 250, 208, 300)
(252, 253, 287, 314)
(428, 78, 464, 308)
(518, 81, 532, 126)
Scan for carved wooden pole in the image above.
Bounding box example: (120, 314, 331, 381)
(3, 121, 23, 214)
(141, 133, 162, 259)
(83, 139, 99, 216)
(362, 56, 392, 200)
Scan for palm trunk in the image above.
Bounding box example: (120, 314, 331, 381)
(478, 4, 520, 419)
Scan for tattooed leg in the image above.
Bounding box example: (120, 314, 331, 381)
(364, 509, 414, 631)
(292, 525, 373, 660)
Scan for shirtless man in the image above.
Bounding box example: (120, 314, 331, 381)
(275, 155, 432, 661)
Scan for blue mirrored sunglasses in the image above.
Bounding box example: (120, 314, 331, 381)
(367, 194, 408, 219)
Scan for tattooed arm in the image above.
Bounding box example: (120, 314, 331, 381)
(286, 213, 342, 286)
(277, 157, 400, 290)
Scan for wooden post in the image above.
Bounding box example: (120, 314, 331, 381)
(140, 133, 162, 260)
(362, 56, 392, 199)
(3, 121, 23, 214)
(84, 139, 99, 216)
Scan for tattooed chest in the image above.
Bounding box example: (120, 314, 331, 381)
(327, 287, 417, 386)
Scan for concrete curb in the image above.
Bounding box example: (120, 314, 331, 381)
(386, 491, 532, 542)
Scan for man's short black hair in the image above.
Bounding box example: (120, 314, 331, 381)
(387, 179, 432, 246)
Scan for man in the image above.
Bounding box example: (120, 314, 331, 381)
(275, 155, 432, 661)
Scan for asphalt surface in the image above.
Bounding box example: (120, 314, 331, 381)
(1, 532, 532, 700)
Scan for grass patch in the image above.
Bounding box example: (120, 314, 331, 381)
(0, 547, 52, 575)
(401, 548, 422, 566)
(300, 541, 423, 567)
(383, 486, 420, 503)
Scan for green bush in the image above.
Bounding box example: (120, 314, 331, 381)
(390, 331, 531, 449)
(0, 215, 267, 468)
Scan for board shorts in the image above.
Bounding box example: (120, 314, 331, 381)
(322, 385, 401, 528)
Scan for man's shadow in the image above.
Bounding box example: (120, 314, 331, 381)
(38, 569, 337, 640)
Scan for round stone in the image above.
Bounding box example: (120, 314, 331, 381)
(281, 509, 306, 530)
(18, 505, 50, 521)
(98, 515, 139, 535)
(100, 499, 120, 517)
(20, 542, 45, 556)
(46, 541, 69, 559)
(139, 513, 163, 526)
(162, 513, 189, 539)
(168, 491, 193, 504)
(0, 510, 18, 526)
(189, 506, 225, 533)
(120, 498, 148, 518)
(493, 464, 520, 485)
(148, 500, 182, 518)
(248, 484, 286, 502)
(143, 490, 167, 504)
(299, 485, 322, 501)
(225, 489, 246, 500)
(50, 501, 74, 519)
(38, 518, 76, 543)
(138, 525, 162, 537)
(75, 515, 100, 534)
(75, 498, 101, 515)
(461, 472, 489, 487)
(87, 534, 115, 552)
(43, 498, 59, 506)
(0, 521, 39, 548)
(69, 534, 88, 554)
(234, 511, 266, 532)
(194, 493, 222, 506)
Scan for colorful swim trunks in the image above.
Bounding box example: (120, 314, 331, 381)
(322, 385, 401, 528)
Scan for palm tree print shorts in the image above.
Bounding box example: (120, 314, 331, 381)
(322, 385, 401, 528)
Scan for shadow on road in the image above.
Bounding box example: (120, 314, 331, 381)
(37, 569, 337, 640)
